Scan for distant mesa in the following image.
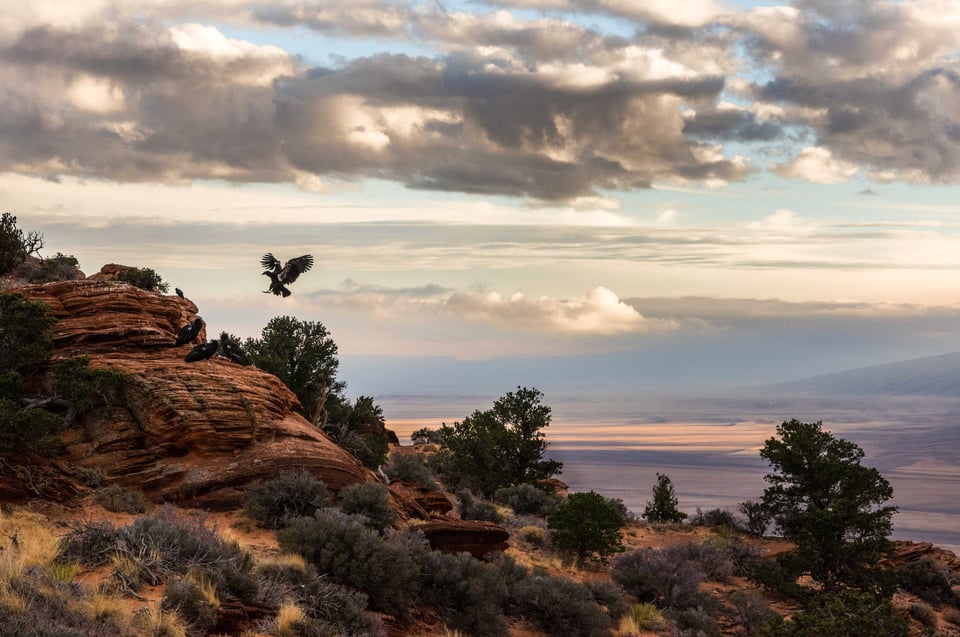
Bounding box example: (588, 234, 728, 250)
(769, 351, 960, 397)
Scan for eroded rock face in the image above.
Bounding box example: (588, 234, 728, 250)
(4, 276, 376, 508)
(417, 519, 511, 558)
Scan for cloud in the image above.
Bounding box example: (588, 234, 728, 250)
(773, 147, 859, 184)
(0, 5, 750, 201)
(322, 282, 676, 335)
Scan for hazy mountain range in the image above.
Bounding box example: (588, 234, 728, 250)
(772, 351, 960, 397)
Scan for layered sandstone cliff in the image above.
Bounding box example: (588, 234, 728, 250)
(5, 275, 374, 507)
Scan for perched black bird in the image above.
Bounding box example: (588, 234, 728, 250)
(185, 340, 218, 363)
(261, 253, 314, 297)
(219, 332, 250, 366)
(174, 317, 203, 346)
(175, 288, 184, 298)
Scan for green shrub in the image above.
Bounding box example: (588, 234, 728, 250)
(666, 540, 735, 582)
(739, 500, 771, 536)
(589, 579, 629, 619)
(548, 491, 625, 566)
(59, 506, 254, 599)
(53, 357, 125, 417)
(494, 483, 561, 516)
(420, 550, 509, 637)
(0, 567, 139, 637)
(746, 556, 805, 599)
(243, 469, 333, 529)
(517, 524, 548, 546)
(908, 601, 938, 627)
(728, 590, 777, 636)
(337, 482, 396, 531)
(161, 575, 218, 631)
(0, 212, 28, 275)
(254, 559, 383, 635)
(509, 572, 611, 637)
(691, 507, 743, 531)
(384, 452, 438, 490)
(897, 556, 959, 606)
(116, 267, 169, 293)
(456, 489, 503, 523)
(666, 606, 719, 637)
(611, 548, 706, 610)
(0, 400, 65, 456)
(94, 484, 148, 514)
(762, 590, 909, 637)
(943, 606, 960, 626)
(277, 508, 426, 616)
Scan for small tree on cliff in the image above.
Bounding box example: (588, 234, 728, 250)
(244, 316, 345, 426)
(244, 316, 389, 467)
(759, 419, 897, 593)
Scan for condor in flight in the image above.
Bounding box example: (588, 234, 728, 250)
(261, 253, 313, 298)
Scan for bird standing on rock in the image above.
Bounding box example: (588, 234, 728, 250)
(219, 332, 250, 365)
(185, 340, 218, 362)
(261, 253, 313, 298)
(174, 317, 203, 346)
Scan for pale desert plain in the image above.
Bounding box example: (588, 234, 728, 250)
(380, 389, 960, 554)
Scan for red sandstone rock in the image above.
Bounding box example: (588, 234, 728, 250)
(417, 519, 510, 558)
(3, 277, 375, 508)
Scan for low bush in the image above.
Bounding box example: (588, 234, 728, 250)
(588, 579, 629, 619)
(161, 574, 219, 632)
(517, 524, 548, 546)
(739, 501, 772, 536)
(908, 601, 938, 627)
(59, 507, 254, 600)
(456, 489, 503, 523)
(256, 558, 383, 636)
(384, 452, 438, 490)
(728, 590, 777, 636)
(620, 603, 665, 634)
(494, 483, 561, 516)
(337, 482, 396, 531)
(897, 556, 959, 606)
(943, 606, 960, 626)
(691, 507, 743, 531)
(116, 267, 169, 293)
(666, 606, 719, 637)
(94, 484, 148, 514)
(243, 469, 333, 529)
(611, 548, 706, 610)
(420, 551, 509, 637)
(763, 591, 909, 637)
(509, 572, 611, 637)
(277, 508, 426, 617)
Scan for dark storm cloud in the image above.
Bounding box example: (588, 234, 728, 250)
(739, 0, 960, 182)
(5, 0, 960, 199)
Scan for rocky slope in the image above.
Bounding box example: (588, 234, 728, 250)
(3, 274, 373, 509)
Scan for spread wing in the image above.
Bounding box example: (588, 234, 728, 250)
(279, 254, 314, 284)
(260, 253, 282, 272)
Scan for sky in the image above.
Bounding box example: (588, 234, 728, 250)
(4, 0, 960, 398)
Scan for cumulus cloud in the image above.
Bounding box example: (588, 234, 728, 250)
(2, 0, 960, 199)
(773, 147, 859, 184)
(323, 282, 676, 335)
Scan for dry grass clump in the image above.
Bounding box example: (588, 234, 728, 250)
(619, 602, 666, 635)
